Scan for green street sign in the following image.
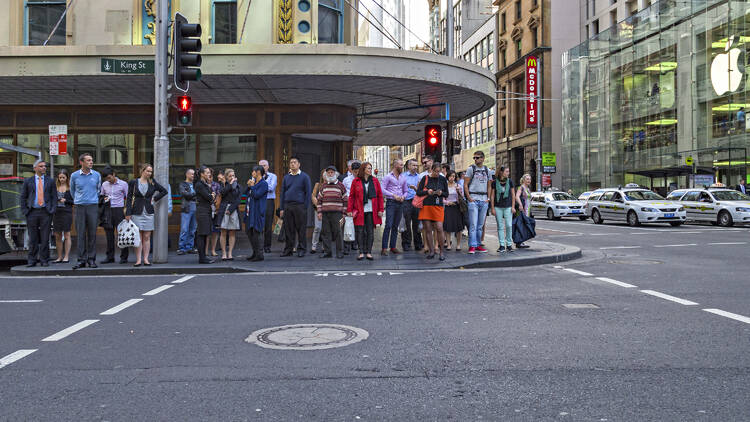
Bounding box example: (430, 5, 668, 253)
(542, 152, 556, 173)
(101, 58, 154, 74)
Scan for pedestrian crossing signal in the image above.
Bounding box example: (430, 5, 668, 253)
(177, 95, 192, 126)
(424, 125, 442, 161)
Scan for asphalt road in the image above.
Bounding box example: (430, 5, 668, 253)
(1, 219, 749, 421)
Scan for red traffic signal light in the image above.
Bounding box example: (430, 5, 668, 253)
(178, 95, 192, 111)
(424, 125, 442, 161)
(177, 95, 193, 126)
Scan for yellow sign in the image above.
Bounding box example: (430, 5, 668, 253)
(685, 156, 694, 166)
(527, 57, 537, 67)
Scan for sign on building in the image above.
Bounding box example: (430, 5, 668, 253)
(526, 56, 538, 128)
(48, 125, 68, 156)
(542, 152, 556, 173)
(542, 173, 552, 187)
(101, 58, 155, 74)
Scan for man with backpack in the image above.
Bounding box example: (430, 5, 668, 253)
(463, 151, 490, 254)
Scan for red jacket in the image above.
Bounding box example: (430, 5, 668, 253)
(347, 177, 384, 226)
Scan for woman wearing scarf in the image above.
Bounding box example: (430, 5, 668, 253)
(416, 163, 449, 260)
(346, 162, 384, 260)
(490, 166, 516, 253)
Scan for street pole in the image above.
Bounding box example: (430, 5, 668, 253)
(446, 0, 454, 57)
(536, 57, 543, 191)
(153, 0, 170, 263)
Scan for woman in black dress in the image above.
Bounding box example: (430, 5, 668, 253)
(194, 166, 215, 264)
(52, 169, 73, 263)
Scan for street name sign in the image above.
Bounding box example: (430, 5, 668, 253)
(101, 58, 155, 74)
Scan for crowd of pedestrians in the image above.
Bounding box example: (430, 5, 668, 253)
(21, 152, 534, 268)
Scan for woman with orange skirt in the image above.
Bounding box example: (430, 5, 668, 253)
(417, 163, 449, 260)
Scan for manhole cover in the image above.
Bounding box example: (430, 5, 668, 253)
(562, 303, 600, 309)
(245, 324, 369, 350)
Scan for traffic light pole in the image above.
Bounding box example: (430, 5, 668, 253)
(153, 0, 170, 263)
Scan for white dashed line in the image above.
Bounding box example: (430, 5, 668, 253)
(0, 300, 43, 303)
(171, 275, 195, 284)
(100, 299, 143, 316)
(589, 233, 616, 236)
(653, 243, 697, 248)
(707, 242, 747, 246)
(42, 319, 99, 342)
(0, 349, 37, 370)
(703, 309, 750, 325)
(640, 290, 698, 306)
(599, 246, 641, 250)
(595, 277, 637, 288)
(142, 285, 174, 296)
(563, 268, 593, 276)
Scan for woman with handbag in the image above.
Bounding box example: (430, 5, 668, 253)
(218, 168, 241, 260)
(346, 162, 384, 261)
(207, 170, 224, 257)
(514, 174, 532, 249)
(417, 163, 449, 260)
(194, 166, 216, 264)
(125, 163, 168, 267)
(442, 170, 464, 251)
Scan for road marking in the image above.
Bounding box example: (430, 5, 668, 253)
(563, 268, 593, 276)
(171, 275, 195, 284)
(599, 246, 641, 250)
(589, 233, 615, 236)
(0, 300, 43, 303)
(537, 227, 581, 234)
(142, 285, 174, 296)
(640, 290, 698, 306)
(707, 242, 747, 246)
(548, 234, 582, 237)
(0, 349, 37, 370)
(595, 277, 637, 288)
(703, 309, 750, 325)
(653, 243, 697, 248)
(100, 299, 143, 316)
(42, 319, 99, 342)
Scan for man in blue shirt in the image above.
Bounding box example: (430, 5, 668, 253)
(259, 159, 277, 253)
(401, 159, 423, 251)
(279, 157, 311, 257)
(69, 153, 101, 269)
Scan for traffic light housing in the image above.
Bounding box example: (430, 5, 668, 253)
(177, 95, 192, 126)
(174, 13, 202, 88)
(424, 125, 442, 161)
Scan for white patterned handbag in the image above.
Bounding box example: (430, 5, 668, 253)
(117, 219, 141, 249)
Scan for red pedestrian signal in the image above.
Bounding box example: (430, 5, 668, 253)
(424, 125, 442, 161)
(177, 95, 193, 126)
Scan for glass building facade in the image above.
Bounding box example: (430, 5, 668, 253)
(562, 0, 750, 195)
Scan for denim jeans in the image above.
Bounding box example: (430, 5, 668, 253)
(381, 199, 403, 250)
(494, 207, 513, 247)
(311, 212, 322, 250)
(178, 202, 197, 252)
(467, 199, 488, 247)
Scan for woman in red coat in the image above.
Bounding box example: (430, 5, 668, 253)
(347, 162, 384, 261)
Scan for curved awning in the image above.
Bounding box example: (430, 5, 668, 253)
(0, 44, 496, 146)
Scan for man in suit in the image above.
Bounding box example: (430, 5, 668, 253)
(20, 159, 57, 267)
(737, 178, 747, 195)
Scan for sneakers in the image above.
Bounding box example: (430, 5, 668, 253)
(476, 246, 488, 253)
(468, 247, 476, 254)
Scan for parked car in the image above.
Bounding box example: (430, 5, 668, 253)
(666, 187, 750, 226)
(529, 191, 588, 220)
(586, 184, 686, 226)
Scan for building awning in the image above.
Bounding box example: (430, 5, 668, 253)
(0, 44, 495, 146)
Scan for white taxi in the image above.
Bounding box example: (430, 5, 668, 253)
(587, 185, 686, 226)
(666, 188, 750, 226)
(529, 191, 588, 220)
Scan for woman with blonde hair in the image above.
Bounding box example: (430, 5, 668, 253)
(218, 168, 241, 260)
(514, 173, 532, 249)
(125, 163, 168, 266)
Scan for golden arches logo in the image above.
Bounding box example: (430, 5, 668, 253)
(527, 58, 537, 67)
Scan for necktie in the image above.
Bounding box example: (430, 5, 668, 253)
(37, 177, 44, 206)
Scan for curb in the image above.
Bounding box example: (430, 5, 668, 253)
(9, 242, 582, 276)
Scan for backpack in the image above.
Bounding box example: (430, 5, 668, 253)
(467, 164, 489, 194)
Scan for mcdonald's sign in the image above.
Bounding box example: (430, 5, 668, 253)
(526, 55, 538, 128)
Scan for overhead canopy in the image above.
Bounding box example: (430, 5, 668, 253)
(0, 44, 496, 146)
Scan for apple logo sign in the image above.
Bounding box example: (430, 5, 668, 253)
(711, 35, 744, 96)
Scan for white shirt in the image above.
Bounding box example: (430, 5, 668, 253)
(343, 173, 355, 196)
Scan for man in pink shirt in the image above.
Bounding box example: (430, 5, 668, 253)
(100, 166, 129, 264)
(380, 159, 408, 255)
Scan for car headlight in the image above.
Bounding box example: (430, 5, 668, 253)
(678, 207, 685, 212)
(640, 207, 658, 212)
(736, 207, 750, 213)
(556, 205, 568, 209)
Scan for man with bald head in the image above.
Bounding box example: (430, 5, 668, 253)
(259, 159, 277, 253)
(21, 159, 57, 267)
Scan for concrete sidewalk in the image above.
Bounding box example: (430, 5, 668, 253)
(11, 220, 581, 276)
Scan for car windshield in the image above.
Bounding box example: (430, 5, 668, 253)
(624, 190, 664, 201)
(552, 193, 575, 201)
(712, 190, 750, 201)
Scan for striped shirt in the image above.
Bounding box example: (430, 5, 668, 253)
(317, 181, 346, 213)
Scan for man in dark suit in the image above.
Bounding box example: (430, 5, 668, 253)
(20, 159, 57, 267)
(737, 178, 747, 195)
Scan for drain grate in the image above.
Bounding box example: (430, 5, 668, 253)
(562, 303, 601, 309)
(245, 324, 369, 350)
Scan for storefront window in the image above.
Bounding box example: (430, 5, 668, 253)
(77, 134, 135, 182)
(16, 134, 73, 177)
(199, 134, 258, 181)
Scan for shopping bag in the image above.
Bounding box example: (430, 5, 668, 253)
(117, 219, 140, 249)
(276, 219, 286, 243)
(273, 218, 283, 235)
(398, 215, 406, 233)
(343, 216, 356, 242)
